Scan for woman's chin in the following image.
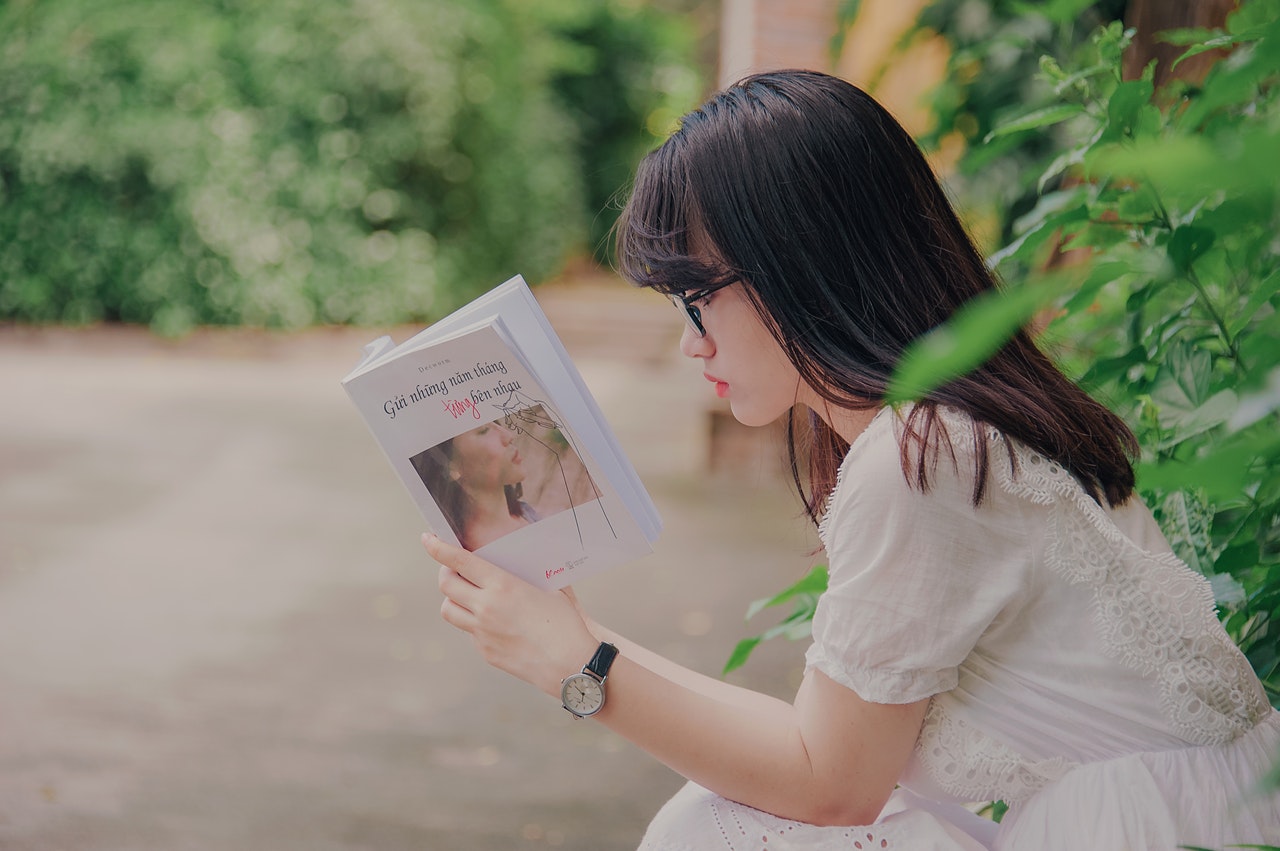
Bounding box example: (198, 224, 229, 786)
(728, 403, 783, 429)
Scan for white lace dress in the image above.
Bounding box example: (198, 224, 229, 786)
(638, 407, 1280, 851)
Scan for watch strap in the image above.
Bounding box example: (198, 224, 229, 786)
(584, 642, 618, 681)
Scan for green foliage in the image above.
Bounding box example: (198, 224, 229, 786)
(885, 268, 1077, 402)
(733, 2, 1280, 718)
(0, 0, 699, 333)
(905, 0, 1128, 243)
(544, 2, 702, 262)
(1001, 6, 1280, 704)
(723, 565, 827, 675)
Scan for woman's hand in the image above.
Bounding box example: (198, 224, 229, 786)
(423, 533, 598, 698)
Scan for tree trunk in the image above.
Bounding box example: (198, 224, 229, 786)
(1123, 0, 1239, 87)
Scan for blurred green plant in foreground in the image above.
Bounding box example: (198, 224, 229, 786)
(0, 0, 700, 334)
(732, 0, 1280, 717)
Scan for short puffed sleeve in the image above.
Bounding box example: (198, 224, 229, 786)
(804, 409, 1035, 704)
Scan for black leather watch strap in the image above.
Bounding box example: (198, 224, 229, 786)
(584, 642, 618, 681)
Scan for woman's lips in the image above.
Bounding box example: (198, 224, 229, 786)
(704, 372, 729, 398)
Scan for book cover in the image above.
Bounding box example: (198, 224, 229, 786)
(342, 276, 659, 589)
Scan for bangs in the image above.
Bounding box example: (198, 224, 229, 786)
(614, 140, 739, 296)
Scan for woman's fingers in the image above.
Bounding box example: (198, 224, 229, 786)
(439, 594, 475, 630)
(438, 563, 475, 608)
(429, 533, 527, 633)
(421, 531, 598, 696)
(422, 532, 500, 588)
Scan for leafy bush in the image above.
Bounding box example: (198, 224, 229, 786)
(0, 0, 699, 333)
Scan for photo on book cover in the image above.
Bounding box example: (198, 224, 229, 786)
(408, 403, 605, 552)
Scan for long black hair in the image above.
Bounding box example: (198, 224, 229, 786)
(615, 70, 1137, 524)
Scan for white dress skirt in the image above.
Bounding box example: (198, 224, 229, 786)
(638, 408, 1280, 850)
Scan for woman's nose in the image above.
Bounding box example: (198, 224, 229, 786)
(678, 323, 712, 359)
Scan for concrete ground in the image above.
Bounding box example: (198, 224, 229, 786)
(0, 275, 824, 851)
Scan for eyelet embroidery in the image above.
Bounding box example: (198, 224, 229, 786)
(915, 696, 1073, 804)
(707, 797, 898, 850)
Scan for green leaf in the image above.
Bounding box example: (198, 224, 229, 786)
(1148, 343, 1239, 444)
(1157, 489, 1216, 574)
(1239, 314, 1280, 381)
(1038, 141, 1091, 193)
(986, 199, 1089, 269)
(1181, 37, 1280, 129)
(1060, 221, 1133, 253)
(1215, 541, 1262, 573)
(1115, 188, 1158, 223)
(1101, 77, 1157, 143)
(723, 565, 830, 674)
(1138, 430, 1280, 501)
(723, 637, 763, 675)
(1158, 27, 1226, 47)
(1228, 0, 1280, 36)
(1167, 226, 1215, 274)
(744, 564, 829, 620)
(1208, 572, 1248, 607)
(1060, 261, 1131, 315)
(1092, 126, 1280, 202)
(887, 275, 1074, 402)
(1230, 268, 1280, 337)
(1009, 0, 1098, 23)
(1075, 346, 1147, 392)
(1013, 186, 1091, 235)
(1172, 34, 1242, 69)
(1152, 345, 1208, 412)
(1229, 366, 1280, 432)
(985, 103, 1086, 142)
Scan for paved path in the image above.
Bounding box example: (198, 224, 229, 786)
(0, 275, 822, 850)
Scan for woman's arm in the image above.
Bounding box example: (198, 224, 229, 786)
(583, 620, 797, 723)
(426, 533, 927, 826)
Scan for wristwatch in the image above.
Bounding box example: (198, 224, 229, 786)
(560, 642, 618, 719)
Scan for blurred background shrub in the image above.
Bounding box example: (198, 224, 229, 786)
(0, 0, 702, 334)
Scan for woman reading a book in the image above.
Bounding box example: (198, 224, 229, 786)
(424, 70, 1280, 849)
(412, 418, 539, 551)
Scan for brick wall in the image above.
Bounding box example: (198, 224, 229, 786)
(719, 0, 841, 87)
(718, 0, 946, 141)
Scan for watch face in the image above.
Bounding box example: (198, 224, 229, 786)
(561, 673, 604, 716)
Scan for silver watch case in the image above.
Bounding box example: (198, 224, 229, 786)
(560, 671, 605, 718)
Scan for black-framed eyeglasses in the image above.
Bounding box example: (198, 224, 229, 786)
(670, 283, 732, 337)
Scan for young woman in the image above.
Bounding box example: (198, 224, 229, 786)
(412, 418, 538, 551)
(425, 70, 1280, 849)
